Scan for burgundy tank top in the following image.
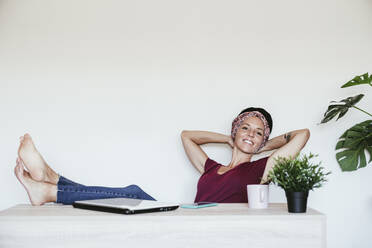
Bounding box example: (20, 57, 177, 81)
(194, 157, 269, 203)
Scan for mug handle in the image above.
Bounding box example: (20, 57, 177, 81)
(260, 188, 265, 203)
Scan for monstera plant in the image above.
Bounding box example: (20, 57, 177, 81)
(320, 73, 372, 171)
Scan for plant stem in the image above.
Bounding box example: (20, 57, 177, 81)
(352, 106, 372, 117)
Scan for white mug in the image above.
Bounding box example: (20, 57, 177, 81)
(247, 184, 269, 209)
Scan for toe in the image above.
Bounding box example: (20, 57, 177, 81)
(23, 134, 34, 145)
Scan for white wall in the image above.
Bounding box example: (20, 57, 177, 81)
(0, 0, 371, 247)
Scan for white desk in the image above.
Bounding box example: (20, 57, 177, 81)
(0, 203, 326, 248)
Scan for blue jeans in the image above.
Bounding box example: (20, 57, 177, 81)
(56, 175, 156, 205)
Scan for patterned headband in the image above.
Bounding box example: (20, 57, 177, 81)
(231, 111, 271, 152)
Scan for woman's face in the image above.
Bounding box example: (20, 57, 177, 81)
(234, 116, 265, 154)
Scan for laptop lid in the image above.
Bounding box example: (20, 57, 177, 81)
(73, 198, 179, 214)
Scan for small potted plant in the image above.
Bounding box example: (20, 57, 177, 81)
(267, 153, 331, 213)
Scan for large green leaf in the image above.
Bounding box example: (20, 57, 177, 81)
(320, 94, 364, 123)
(335, 120, 372, 171)
(341, 73, 372, 88)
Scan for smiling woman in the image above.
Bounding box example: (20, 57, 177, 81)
(181, 107, 310, 203)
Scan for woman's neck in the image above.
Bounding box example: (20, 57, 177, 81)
(228, 147, 254, 168)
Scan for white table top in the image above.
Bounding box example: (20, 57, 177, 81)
(0, 203, 325, 219)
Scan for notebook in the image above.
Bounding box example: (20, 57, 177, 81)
(73, 197, 179, 215)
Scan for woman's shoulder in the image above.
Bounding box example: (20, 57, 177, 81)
(203, 157, 221, 173)
(250, 156, 270, 167)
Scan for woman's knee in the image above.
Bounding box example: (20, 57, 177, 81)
(127, 184, 143, 192)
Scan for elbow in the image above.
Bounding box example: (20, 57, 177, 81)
(303, 128, 310, 140)
(304, 128, 310, 136)
(181, 130, 189, 139)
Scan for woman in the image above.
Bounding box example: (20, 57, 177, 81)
(182, 107, 309, 203)
(14, 107, 310, 205)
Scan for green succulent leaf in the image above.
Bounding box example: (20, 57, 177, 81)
(335, 120, 372, 171)
(320, 94, 364, 124)
(341, 73, 372, 88)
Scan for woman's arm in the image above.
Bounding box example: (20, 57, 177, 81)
(181, 130, 232, 174)
(260, 129, 310, 183)
(259, 131, 301, 153)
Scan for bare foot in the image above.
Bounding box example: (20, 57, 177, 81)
(17, 134, 59, 184)
(14, 160, 56, 206)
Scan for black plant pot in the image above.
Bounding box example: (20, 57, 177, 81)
(285, 191, 309, 213)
